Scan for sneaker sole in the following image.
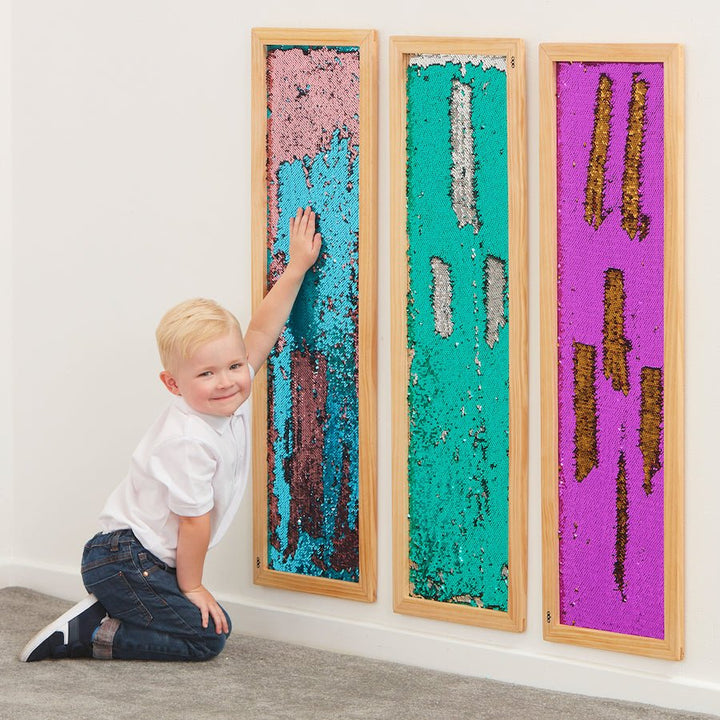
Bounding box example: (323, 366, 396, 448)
(19, 594, 104, 662)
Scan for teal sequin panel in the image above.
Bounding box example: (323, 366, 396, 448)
(406, 56, 510, 610)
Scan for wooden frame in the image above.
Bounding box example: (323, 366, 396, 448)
(391, 37, 527, 631)
(251, 28, 377, 602)
(540, 44, 684, 658)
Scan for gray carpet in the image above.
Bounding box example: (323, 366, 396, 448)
(0, 587, 715, 720)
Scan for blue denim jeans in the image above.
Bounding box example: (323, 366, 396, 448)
(81, 530, 231, 661)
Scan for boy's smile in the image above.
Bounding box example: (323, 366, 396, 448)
(159, 328, 251, 417)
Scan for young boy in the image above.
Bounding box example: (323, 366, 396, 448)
(20, 206, 322, 662)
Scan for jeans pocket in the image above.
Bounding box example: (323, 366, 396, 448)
(136, 552, 170, 578)
(83, 570, 154, 627)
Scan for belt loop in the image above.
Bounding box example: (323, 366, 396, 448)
(110, 531, 120, 552)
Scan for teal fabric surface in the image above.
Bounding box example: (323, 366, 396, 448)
(405, 57, 510, 610)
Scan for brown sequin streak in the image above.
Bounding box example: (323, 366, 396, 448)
(584, 73, 613, 230)
(329, 444, 359, 573)
(283, 350, 329, 560)
(614, 451, 629, 601)
(622, 74, 650, 240)
(639, 366, 663, 495)
(573, 342, 599, 482)
(603, 268, 632, 395)
(267, 375, 281, 551)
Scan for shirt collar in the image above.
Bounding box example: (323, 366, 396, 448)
(174, 397, 244, 435)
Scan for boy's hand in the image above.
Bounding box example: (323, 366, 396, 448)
(183, 584, 229, 635)
(287, 206, 322, 276)
(244, 205, 322, 373)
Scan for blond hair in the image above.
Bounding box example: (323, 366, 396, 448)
(156, 298, 242, 371)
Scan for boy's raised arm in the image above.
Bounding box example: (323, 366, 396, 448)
(245, 206, 322, 373)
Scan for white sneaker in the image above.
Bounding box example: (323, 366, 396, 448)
(20, 594, 107, 661)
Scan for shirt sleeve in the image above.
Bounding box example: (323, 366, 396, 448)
(148, 437, 217, 517)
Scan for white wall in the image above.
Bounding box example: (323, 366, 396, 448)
(7, 0, 720, 715)
(0, 0, 12, 572)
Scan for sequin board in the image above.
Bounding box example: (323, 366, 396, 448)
(541, 44, 683, 658)
(251, 30, 377, 602)
(391, 39, 526, 632)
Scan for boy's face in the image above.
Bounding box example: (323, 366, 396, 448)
(159, 328, 252, 417)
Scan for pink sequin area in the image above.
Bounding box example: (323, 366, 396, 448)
(266, 47, 360, 254)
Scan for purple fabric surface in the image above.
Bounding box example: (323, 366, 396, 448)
(556, 61, 665, 638)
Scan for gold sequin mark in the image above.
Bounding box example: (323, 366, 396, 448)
(614, 451, 629, 601)
(603, 268, 632, 395)
(584, 73, 613, 230)
(639, 366, 663, 495)
(573, 342, 599, 482)
(622, 74, 650, 240)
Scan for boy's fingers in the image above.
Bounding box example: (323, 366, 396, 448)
(300, 207, 310, 231)
(290, 206, 316, 238)
(289, 208, 300, 235)
(211, 606, 228, 634)
(304, 209, 316, 235)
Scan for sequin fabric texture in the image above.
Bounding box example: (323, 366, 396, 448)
(406, 55, 510, 611)
(556, 62, 665, 637)
(265, 46, 360, 582)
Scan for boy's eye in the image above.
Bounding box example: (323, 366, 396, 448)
(230, 363, 242, 370)
(198, 371, 213, 378)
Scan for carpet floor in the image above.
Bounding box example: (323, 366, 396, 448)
(1, 587, 715, 720)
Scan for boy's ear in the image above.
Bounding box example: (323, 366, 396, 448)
(159, 370, 181, 396)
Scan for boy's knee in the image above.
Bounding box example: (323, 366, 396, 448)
(195, 631, 228, 661)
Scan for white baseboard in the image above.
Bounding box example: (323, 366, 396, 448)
(5, 562, 719, 717)
(2, 559, 85, 601)
(222, 596, 720, 717)
(0, 560, 12, 589)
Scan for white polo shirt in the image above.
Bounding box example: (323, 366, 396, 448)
(98, 372, 253, 566)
